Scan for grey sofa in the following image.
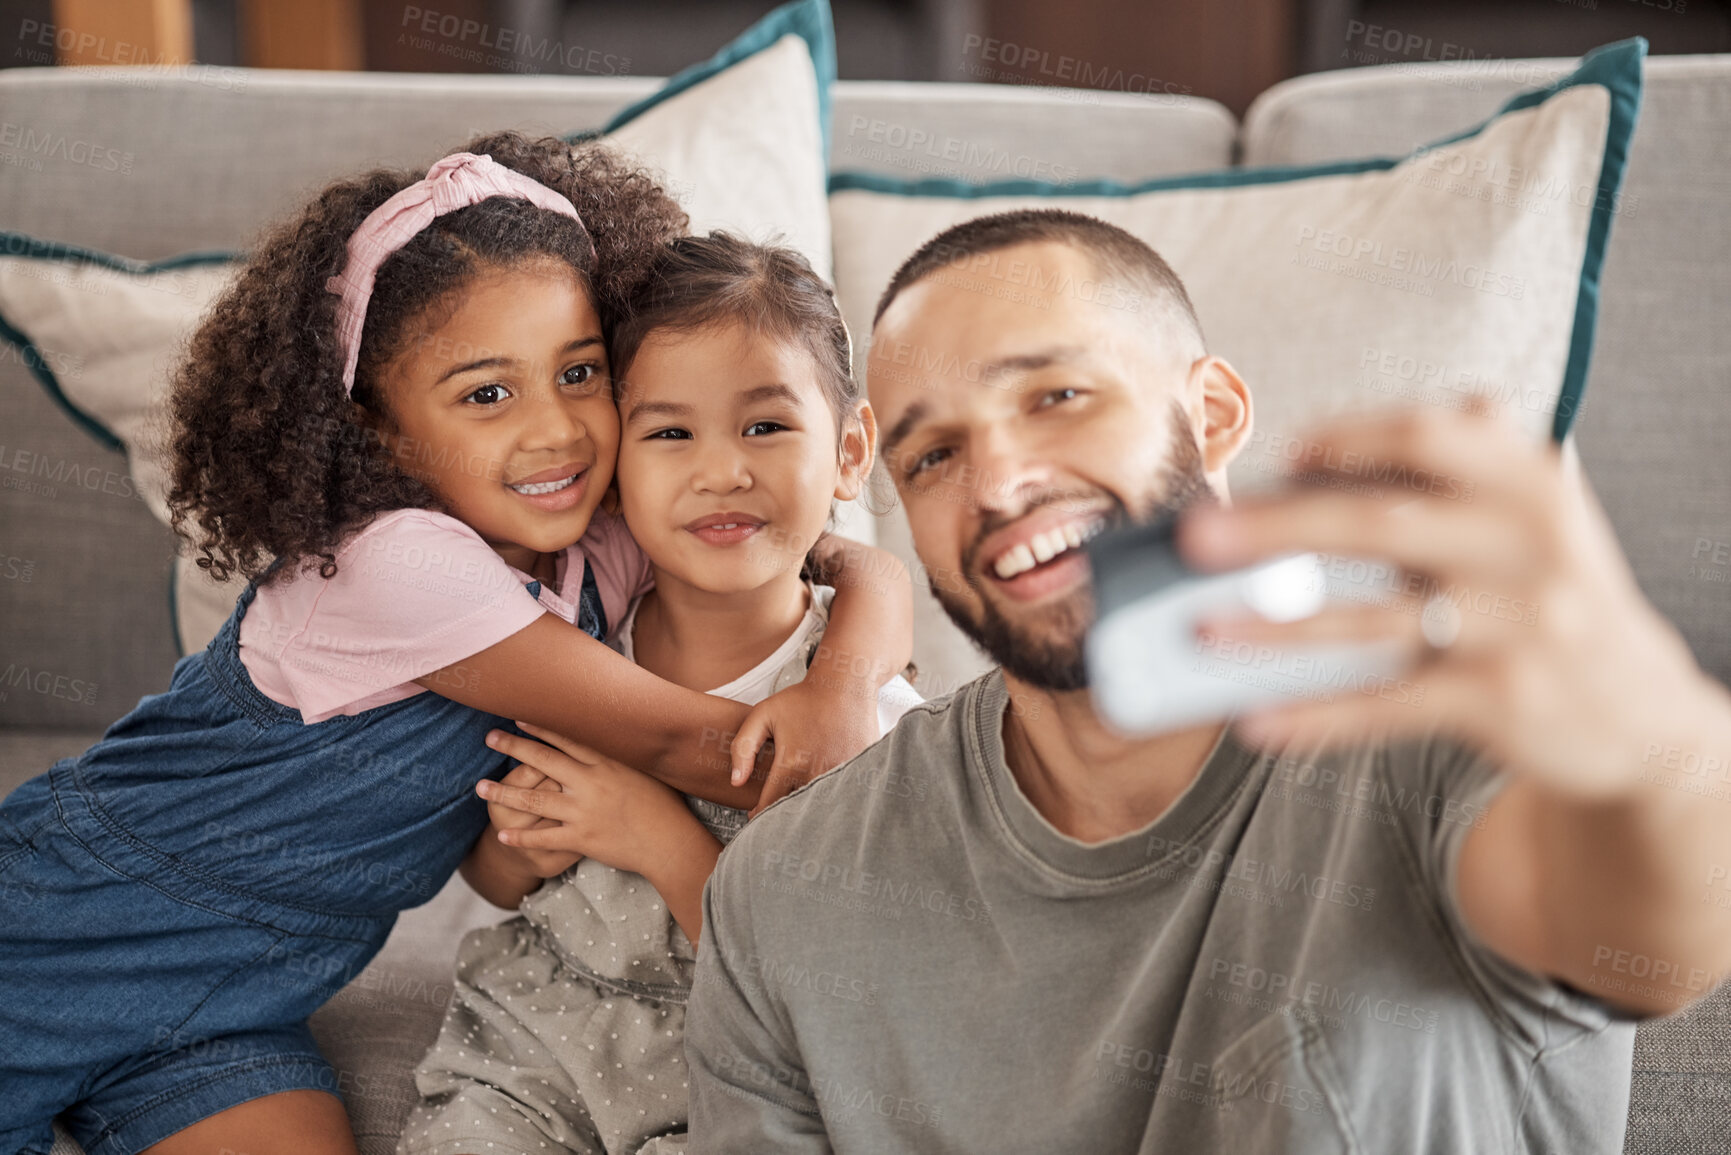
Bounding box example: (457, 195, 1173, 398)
(2, 51, 1727, 1153)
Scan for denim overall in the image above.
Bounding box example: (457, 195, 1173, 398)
(0, 556, 606, 1155)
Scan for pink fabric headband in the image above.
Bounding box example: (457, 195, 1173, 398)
(325, 151, 586, 395)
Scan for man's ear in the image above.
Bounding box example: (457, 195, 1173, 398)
(1192, 356, 1253, 475)
(834, 399, 878, 502)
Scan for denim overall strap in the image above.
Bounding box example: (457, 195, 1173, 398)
(202, 562, 305, 727)
(524, 557, 608, 641)
(577, 558, 607, 640)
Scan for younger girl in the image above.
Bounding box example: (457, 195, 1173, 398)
(0, 136, 910, 1155)
(403, 234, 923, 1155)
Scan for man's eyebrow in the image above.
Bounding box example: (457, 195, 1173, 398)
(983, 344, 1087, 376)
(878, 345, 1084, 459)
(881, 399, 931, 463)
(434, 336, 603, 387)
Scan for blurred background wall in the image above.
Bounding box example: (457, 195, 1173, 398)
(2, 0, 1728, 117)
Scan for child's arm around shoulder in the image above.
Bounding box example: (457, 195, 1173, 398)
(300, 508, 763, 805)
(360, 513, 756, 806)
(806, 533, 914, 709)
(415, 614, 762, 810)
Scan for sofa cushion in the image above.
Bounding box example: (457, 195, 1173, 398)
(305, 875, 508, 1154)
(829, 40, 1644, 698)
(0, 728, 105, 798)
(0, 375, 180, 732)
(587, 0, 834, 277)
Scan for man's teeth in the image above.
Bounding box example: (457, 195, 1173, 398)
(991, 520, 1103, 580)
(995, 543, 1038, 579)
(509, 473, 578, 495)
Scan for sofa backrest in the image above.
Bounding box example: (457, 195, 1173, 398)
(2, 58, 1726, 736)
(0, 68, 1235, 731)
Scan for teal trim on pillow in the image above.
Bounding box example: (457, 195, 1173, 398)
(0, 309, 119, 452)
(566, 0, 837, 159)
(0, 232, 237, 449)
(1545, 39, 1643, 442)
(830, 38, 1647, 443)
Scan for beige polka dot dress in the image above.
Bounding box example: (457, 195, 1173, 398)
(400, 582, 861, 1155)
(399, 800, 744, 1155)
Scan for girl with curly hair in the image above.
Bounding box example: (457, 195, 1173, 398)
(0, 133, 911, 1155)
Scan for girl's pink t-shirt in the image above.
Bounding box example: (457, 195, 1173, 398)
(237, 506, 652, 724)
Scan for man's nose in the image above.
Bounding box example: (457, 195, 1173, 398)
(967, 425, 1047, 514)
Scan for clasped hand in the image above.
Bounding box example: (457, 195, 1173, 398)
(478, 721, 691, 880)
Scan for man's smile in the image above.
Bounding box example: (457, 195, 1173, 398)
(975, 505, 1111, 601)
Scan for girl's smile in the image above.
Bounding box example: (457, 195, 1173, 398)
(507, 463, 591, 512)
(684, 510, 766, 546)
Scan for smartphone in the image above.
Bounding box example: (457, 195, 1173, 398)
(1082, 514, 1409, 736)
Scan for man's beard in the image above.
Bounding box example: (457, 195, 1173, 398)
(930, 400, 1216, 693)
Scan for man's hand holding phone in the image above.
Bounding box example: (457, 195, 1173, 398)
(1159, 404, 1716, 799)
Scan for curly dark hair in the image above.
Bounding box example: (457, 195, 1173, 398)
(165, 130, 689, 586)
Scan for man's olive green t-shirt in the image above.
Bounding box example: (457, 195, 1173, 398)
(686, 667, 1635, 1152)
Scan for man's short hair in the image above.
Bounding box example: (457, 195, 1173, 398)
(870, 209, 1206, 351)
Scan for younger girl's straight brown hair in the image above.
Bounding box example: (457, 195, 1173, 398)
(609, 231, 858, 440)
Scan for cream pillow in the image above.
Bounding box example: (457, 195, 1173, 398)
(828, 39, 1644, 693)
(0, 0, 839, 656)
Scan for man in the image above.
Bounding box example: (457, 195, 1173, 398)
(682, 209, 1731, 1151)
